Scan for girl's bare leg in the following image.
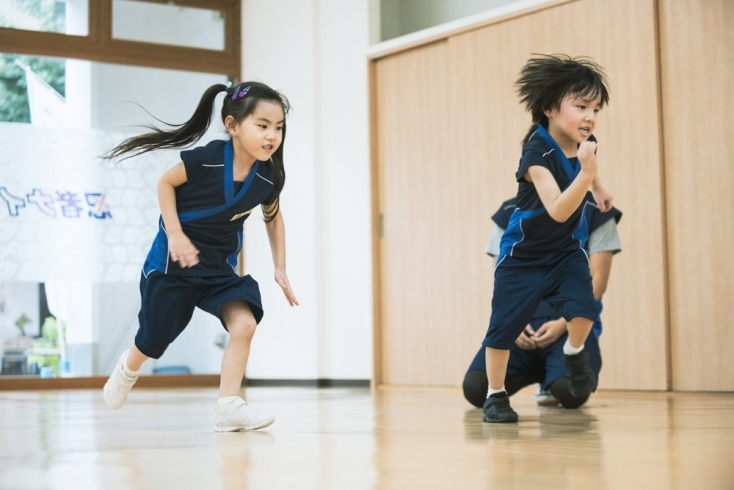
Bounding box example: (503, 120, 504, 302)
(219, 301, 257, 398)
(126, 343, 149, 371)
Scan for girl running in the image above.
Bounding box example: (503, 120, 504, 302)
(102, 81, 298, 432)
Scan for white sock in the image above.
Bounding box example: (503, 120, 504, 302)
(121, 355, 139, 380)
(487, 386, 506, 398)
(217, 395, 240, 411)
(563, 338, 584, 355)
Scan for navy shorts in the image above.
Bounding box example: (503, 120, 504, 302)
(468, 316, 602, 391)
(482, 249, 597, 350)
(135, 263, 264, 359)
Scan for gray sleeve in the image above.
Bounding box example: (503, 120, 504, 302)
(587, 218, 622, 254)
(486, 224, 505, 257)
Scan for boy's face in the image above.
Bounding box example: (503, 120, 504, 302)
(545, 94, 602, 147)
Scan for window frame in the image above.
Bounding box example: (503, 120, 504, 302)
(0, 0, 240, 76)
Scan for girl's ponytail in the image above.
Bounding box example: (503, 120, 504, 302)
(103, 83, 227, 161)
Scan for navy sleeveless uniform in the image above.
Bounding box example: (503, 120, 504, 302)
(482, 125, 600, 351)
(468, 196, 622, 393)
(135, 139, 276, 359)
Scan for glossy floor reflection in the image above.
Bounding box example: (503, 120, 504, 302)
(0, 386, 732, 489)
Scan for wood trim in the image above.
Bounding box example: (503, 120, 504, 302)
(129, 0, 239, 7)
(244, 379, 371, 388)
(652, 0, 672, 391)
(0, 376, 370, 391)
(0, 375, 221, 391)
(367, 0, 575, 60)
(368, 58, 384, 389)
(0, 0, 240, 76)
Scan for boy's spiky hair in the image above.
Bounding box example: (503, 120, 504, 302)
(516, 54, 610, 128)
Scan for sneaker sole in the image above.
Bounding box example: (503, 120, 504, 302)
(482, 414, 519, 423)
(102, 389, 125, 410)
(214, 418, 275, 432)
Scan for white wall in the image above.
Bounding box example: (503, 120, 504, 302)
(242, 0, 373, 380)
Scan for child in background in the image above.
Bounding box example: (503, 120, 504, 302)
(102, 81, 298, 432)
(482, 55, 612, 423)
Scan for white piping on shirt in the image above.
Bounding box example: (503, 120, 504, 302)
(509, 218, 525, 257)
(256, 173, 274, 185)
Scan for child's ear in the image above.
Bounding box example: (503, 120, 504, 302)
(224, 115, 237, 134)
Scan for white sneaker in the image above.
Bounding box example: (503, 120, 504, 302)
(214, 397, 274, 432)
(103, 350, 138, 410)
(534, 385, 559, 407)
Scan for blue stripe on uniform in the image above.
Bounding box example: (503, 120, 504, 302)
(178, 140, 260, 222)
(146, 217, 170, 272)
(498, 207, 546, 261)
(571, 201, 594, 249)
(226, 229, 243, 273)
(535, 125, 580, 187)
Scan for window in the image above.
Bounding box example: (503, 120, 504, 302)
(0, 0, 240, 76)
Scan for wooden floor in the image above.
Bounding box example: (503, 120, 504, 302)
(0, 386, 732, 490)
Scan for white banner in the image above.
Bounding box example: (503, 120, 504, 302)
(0, 122, 176, 282)
(21, 63, 67, 128)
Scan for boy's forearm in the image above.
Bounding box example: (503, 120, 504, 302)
(547, 171, 594, 222)
(591, 174, 604, 191)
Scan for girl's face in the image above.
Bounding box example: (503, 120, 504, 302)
(226, 100, 285, 163)
(545, 93, 602, 150)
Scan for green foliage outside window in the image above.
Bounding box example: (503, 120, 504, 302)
(0, 0, 66, 123)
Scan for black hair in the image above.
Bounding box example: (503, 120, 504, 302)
(516, 54, 610, 144)
(103, 81, 290, 221)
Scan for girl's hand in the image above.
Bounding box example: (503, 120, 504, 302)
(515, 325, 537, 350)
(592, 185, 614, 212)
(532, 318, 567, 349)
(168, 230, 199, 268)
(274, 268, 299, 306)
(577, 139, 598, 177)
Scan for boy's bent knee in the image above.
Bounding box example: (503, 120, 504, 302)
(463, 371, 488, 408)
(549, 377, 590, 409)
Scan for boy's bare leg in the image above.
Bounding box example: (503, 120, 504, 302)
(482, 347, 518, 423)
(566, 317, 593, 348)
(485, 347, 510, 391)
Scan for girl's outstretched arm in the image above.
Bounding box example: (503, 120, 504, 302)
(263, 203, 299, 306)
(158, 162, 200, 268)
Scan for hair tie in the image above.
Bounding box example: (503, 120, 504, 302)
(231, 85, 251, 101)
(225, 81, 232, 89)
